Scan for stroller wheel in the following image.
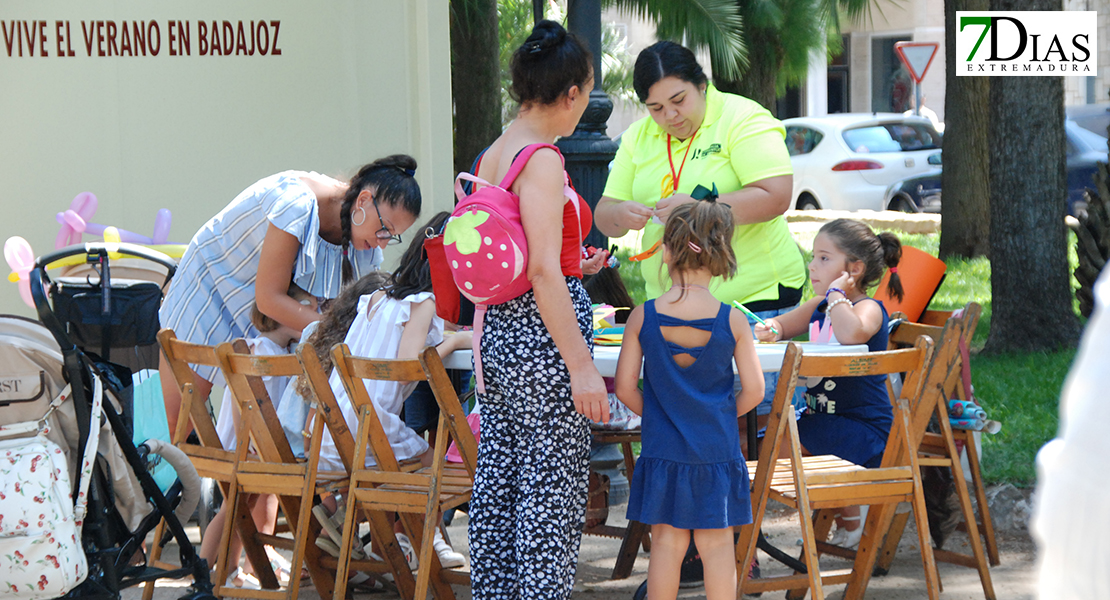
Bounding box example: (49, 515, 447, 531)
(195, 478, 222, 533)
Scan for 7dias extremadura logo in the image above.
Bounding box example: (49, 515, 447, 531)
(956, 11, 1096, 76)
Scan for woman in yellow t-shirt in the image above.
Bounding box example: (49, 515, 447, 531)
(596, 41, 806, 421)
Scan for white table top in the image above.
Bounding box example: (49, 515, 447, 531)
(442, 341, 869, 377)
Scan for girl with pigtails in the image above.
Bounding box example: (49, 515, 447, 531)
(754, 217, 905, 548)
(614, 199, 765, 600)
(158, 155, 422, 440)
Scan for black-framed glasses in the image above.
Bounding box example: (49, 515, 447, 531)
(372, 201, 402, 246)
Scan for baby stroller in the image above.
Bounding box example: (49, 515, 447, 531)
(0, 242, 214, 600)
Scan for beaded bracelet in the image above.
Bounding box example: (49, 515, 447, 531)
(825, 287, 847, 301)
(827, 297, 853, 312)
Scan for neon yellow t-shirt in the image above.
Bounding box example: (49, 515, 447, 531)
(603, 85, 806, 304)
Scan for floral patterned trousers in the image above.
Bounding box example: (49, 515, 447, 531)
(468, 278, 593, 599)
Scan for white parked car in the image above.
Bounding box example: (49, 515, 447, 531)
(783, 113, 943, 211)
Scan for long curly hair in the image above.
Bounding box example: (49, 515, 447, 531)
(295, 270, 390, 399)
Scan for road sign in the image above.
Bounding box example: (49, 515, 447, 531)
(894, 41, 939, 84)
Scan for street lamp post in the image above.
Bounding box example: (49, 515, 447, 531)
(556, 0, 619, 250)
(536, 0, 627, 504)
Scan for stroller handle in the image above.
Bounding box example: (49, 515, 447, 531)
(29, 242, 178, 352)
(34, 242, 178, 278)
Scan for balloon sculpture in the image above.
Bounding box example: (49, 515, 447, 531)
(55, 192, 173, 248)
(5, 192, 181, 308)
(4, 236, 35, 308)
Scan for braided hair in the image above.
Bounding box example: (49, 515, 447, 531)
(339, 154, 421, 284)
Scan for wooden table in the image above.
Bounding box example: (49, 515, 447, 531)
(443, 341, 868, 579)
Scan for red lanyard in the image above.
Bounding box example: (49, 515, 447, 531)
(666, 131, 697, 194)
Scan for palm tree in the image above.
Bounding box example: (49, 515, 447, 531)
(451, 0, 502, 175)
(606, 0, 878, 114)
(450, 0, 748, 172)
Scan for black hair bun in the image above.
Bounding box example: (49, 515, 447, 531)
(523, 20, 567, 55)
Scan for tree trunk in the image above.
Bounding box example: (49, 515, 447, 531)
(450, 0, 502, 176)
(985, 0, 1081, 353)
(714, 28, 780, 114)
(939, 0, 991, 260)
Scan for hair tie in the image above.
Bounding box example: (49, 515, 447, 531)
(890, 267, 898, 274)
(690, 183, 719, 202)
(525, 40, 544, 54)
(688, 241, 702, 253)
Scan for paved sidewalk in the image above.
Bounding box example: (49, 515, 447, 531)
(128, 502, 1035, 600)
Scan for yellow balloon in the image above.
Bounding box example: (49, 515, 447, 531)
(102, 228, 123, 259)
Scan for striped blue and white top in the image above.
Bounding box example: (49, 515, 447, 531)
(159, 171, 382, 382)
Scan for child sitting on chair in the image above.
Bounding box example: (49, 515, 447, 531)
(754, 218, 904, 548)
(204, 282, 316, 588)
(279, 270, 390, 457)
(305, 212, 472, 570)
(584, 263, 642, 431)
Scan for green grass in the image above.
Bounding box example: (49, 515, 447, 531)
(971, 349, 1075, 485)
(612, 228, 1083, 487)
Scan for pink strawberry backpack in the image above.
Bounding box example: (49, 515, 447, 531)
(446, 143, 580, 393)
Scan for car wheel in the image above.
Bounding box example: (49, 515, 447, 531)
(888, 196, 918, 213)
(796, 194, 820, 210)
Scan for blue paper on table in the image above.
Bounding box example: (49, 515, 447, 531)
(131, 371, 177, 493)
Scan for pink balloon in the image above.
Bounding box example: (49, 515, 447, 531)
(63, 210, 88, 231)
(55, 192, 99, 249)
(4, 236, 36, 308)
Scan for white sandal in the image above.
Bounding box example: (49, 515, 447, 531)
(827, 505, 869, 549)
(312, 504, 368, 560)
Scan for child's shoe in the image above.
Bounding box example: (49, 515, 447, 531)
(432, 528, 466, 568)
(744, 556, 763, 598)
(827, 505, 869, 549)
(225, 568, 261, 590)
(395, 533, 419, 570)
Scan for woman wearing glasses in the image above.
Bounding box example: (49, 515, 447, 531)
(158, 154, 421, 437)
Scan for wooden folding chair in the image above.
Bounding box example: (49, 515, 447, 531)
(877, 303, 997, 598)
(143, 329, 278, 600)
(214, 339, 336, 600)
(736, 339, 940, 600)
(587, 429, 651, 579)
(330, 344, 474, 600)
(294, 342, 420, 594)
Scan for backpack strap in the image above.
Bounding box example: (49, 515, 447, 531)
(497, 143, 562, 188)
(454, 143, 564, 203)
(509, 145, 582, 235)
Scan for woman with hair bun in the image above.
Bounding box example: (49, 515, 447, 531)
(158, 155, 422, 436)
(465, 20, 605, 599)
